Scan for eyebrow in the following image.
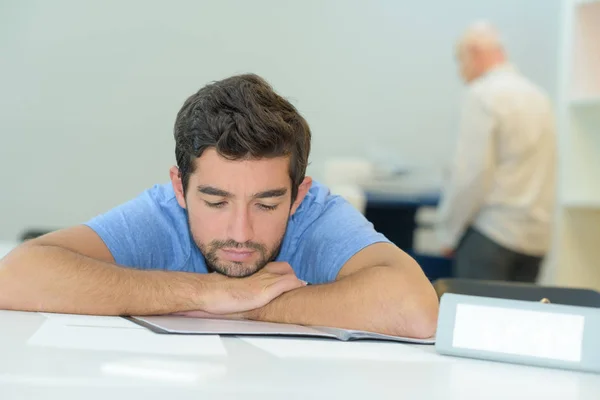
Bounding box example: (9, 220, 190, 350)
(253, 188, 288, 199)
(197, 186, 232, 197)
(197, 185, 288, 200)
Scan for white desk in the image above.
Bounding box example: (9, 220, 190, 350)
(0, 310, 598, 400)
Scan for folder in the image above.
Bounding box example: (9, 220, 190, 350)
(130, 316, 435, 344)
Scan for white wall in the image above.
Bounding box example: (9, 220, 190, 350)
(0, 0, 560, 240)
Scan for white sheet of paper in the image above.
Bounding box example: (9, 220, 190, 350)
(40, 312, 143, 329)
(29, 319, 227, 356)
(241, 337, 448, 361)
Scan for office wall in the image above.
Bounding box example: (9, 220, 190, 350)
(0, 0, 560, 240)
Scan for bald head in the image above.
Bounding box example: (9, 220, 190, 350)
(459, 21, 504, 53)
(456, 21, 507, 83)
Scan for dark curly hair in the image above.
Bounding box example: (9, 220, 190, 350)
(174, 74, 311, 201)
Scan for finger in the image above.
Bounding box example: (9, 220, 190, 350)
(265, 274, 306, 298)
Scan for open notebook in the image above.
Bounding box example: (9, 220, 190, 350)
(130, 316, 436, 344)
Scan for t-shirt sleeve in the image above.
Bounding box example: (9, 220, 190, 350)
(84, 188, 189, 271)
(295, 196, 390, 284)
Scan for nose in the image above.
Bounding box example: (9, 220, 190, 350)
(226, 205, 254, 244)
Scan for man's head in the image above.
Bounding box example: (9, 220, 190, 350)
(456, 21, 506, 83)
(170, 74, 312, 277)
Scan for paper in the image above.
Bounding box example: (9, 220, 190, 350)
(40, 312, 143, 329)
(241, 337, 448, 361)
(29, 318, 227, 356)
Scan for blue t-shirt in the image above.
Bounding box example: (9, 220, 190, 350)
(85, 181, 389, 284)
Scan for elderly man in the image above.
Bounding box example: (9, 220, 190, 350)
(437, 22, 556, 282)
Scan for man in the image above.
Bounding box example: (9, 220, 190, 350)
(0, 74, 438, 338)
(437, 22, 556, 282)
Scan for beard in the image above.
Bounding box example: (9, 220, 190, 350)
(198, 238, 283, 278)
(186, 204, 290, 277)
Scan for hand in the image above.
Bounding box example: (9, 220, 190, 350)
(441, 248, 455, 258)
(199, 261, 306, 315)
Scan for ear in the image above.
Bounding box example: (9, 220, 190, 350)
(169, 166, 187, 209)
(290, 177, 312, 216)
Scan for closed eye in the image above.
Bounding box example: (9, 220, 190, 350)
(204, 200, 227, 209)
(257, 203, 278, 211)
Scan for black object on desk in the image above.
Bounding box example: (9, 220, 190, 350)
(433, 278, 600, 308)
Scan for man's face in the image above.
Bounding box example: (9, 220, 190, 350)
(456, 44, 479, 83)
(172, 149, 307, 277)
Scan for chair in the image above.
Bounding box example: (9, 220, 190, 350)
(433, 278, 600, 308)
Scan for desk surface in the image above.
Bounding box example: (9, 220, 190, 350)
(1, 310, 599, 400)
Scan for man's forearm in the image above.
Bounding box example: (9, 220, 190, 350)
(437, 177, 487, 249)
(251, 264, 439, 339)
(0, 244, 213, 315)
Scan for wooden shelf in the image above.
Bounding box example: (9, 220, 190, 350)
(557, 208, 600, 290)
(551, 0, 600, 289)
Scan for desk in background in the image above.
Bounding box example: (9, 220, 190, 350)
(364, 191, 452, 281)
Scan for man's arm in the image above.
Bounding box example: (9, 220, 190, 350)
(0, 225, 303, 315)
(251, 243, 438, 338)
(436, 91, 495, 250)
(176, 243, 438, 339)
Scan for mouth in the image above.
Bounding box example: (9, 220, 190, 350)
(219, 248, 256, 262)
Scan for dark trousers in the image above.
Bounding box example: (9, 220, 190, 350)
(454, 227, 543, 283)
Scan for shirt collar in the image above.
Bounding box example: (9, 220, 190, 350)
(484, 62, 518, 77)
